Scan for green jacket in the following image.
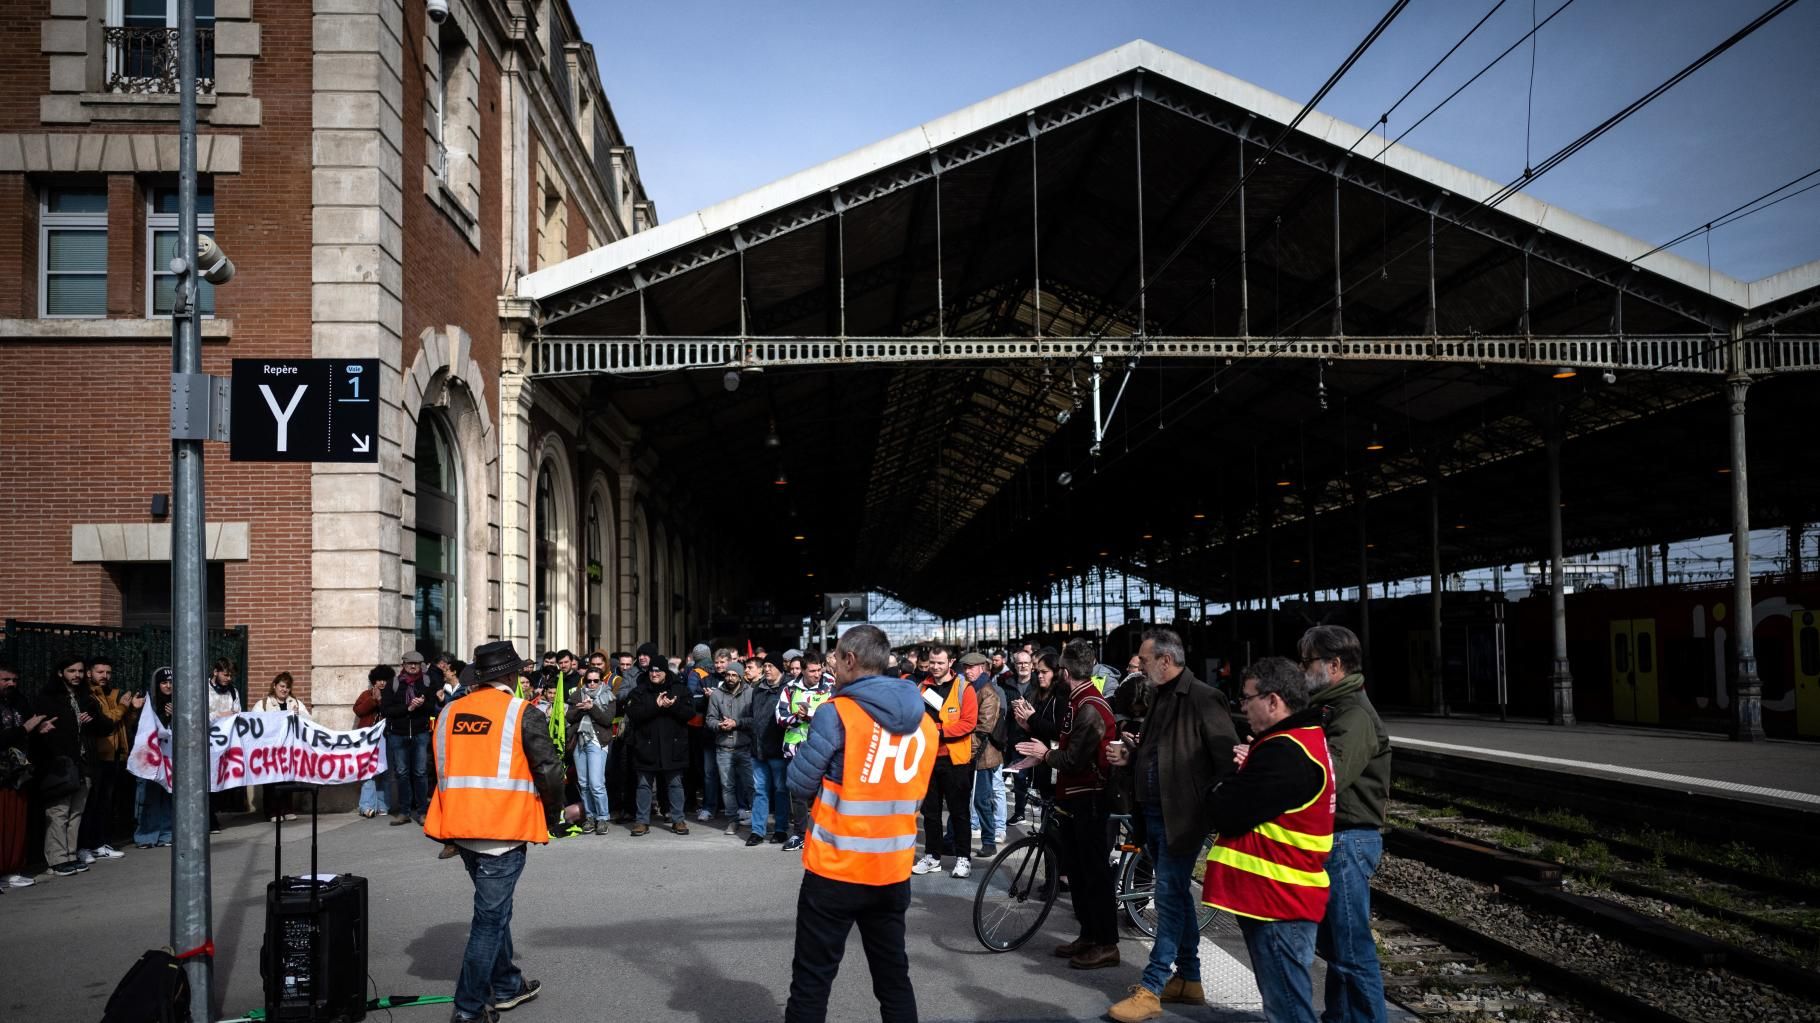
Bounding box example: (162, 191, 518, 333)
(1310, 672, 1391, 829)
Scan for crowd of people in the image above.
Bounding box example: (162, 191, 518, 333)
(1, 619, 1391, 1023)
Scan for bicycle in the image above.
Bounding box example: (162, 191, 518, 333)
(972, 804, 1224, 951)
(1109, 813, 1224, 938)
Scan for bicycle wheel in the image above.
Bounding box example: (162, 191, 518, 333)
(972, 835, 1060, 952)
(1117, 838, 1222, 937)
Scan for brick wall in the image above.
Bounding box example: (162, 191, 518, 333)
(399, 0, 503, 419)
(0, 3, 317, 701)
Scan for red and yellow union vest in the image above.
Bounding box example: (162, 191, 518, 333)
(1201, 723, 1335, 922)
(424, 686, 549, 845)
(804, 697, 939, 885)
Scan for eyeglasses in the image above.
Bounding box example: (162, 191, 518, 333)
(1299, 656, 1331, 669)
(1237, 691, 1264, 707)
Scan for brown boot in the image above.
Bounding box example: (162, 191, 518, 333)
(1068, 943, 1120, 970)
(1160, 976, 1205, 1004)
(672, 820, 690, 835)
(629, 822, 649, 836)
(1052, 938, 1088, 959)
(1107, 985, 1162, 1023)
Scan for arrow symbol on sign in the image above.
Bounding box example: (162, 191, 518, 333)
(351, 434, 371, 453)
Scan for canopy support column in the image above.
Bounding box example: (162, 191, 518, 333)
(1727, 344, 1764, 741)
(1546, 410, 1575, 726)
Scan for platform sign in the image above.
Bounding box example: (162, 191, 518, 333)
(230, 359, 379, 462)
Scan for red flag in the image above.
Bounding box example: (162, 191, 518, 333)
(745, 638, 754, 658)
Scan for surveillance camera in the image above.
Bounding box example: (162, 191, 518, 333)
(427, 0, 449, 24)
(1057, 471, 1073, 487)
(1601, 370, 1617, 385)
(195, 235, 234, 285)
(1056, 408, 1072, 425)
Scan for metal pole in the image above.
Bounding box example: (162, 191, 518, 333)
(1546, 414, 1575, 725)
(1429, 467, 1446, 716)
(1355, 475, 1370, 672)
(1237, 138, 1249, 337)
(1263, 495, 1276, 652)
(1727, 358, 1764, 740)
(172, 0, 213, 1016)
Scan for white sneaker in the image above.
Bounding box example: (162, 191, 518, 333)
(724, 821, 739, 836)
(911, 854, 941, 875)
(93, 845, 126, 860)
(737, 810, 751, 824)
(952, 857, 973, 879)
(995, 830, 1007, 844)
(76, 849, 96, 865)
(696, 809, 713, 822)
(3, 874, 34, 888)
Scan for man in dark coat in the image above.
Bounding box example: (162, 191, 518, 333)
(623, 658, 695, 836)
(1105, 627, 1239, 1021)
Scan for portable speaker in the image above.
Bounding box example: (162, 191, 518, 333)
(260, 873, 368, 1022)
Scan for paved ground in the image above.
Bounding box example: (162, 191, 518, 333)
(1385, 715, 1820, 805)
(1, 811, 1281, 1022)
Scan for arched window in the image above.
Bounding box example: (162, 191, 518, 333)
(585, 488, 607, 652)
(535, 462, 556, 655)
(414, 411, 461, 660)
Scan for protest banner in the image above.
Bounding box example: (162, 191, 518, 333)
(128, 710, 387, 792)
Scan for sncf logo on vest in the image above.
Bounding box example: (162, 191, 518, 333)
(451, 713, 493, 735)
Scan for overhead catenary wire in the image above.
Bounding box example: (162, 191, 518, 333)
(1070, 0, 1810, 487)
(1341, 0, 1509, 159)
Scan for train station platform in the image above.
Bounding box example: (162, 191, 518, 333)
(1382, 715, 1820, 812)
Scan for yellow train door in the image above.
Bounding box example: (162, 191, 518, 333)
(1631, 617, 1659, 724)
(1797, 610, 1820, 738)
(1610, 620, 1636, 722)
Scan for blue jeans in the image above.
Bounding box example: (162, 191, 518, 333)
(575, 740, 609, 821)
(702, 739, 723, 815)
(1140, 805, 1203, 994)
(454, 844, 533, 1019)
(1318, 828, 1388, 1023)
(358, 771, 389, 815)
(971, 768, 1000, 849)
(715, 747, 755, 816)
(133, 780, 173, 846)
(1241, 917, 1319, 1023)
(387, 732, 430, 815)
(636, 770, 685, 824)
(751, 757, 790, 838)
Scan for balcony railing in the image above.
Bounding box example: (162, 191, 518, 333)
(105, 26, 215, 95)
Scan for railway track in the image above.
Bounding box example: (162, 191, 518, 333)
(1373, 854, 1820, 1023)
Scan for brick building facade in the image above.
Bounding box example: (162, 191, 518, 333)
(0, 0, 715, 726)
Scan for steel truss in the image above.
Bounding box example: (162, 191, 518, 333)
(526, 333, 1820, 378)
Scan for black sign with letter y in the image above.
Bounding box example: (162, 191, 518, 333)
(229, 358, 381, 462)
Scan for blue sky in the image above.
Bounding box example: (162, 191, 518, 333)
(577, 0, 1820, 283)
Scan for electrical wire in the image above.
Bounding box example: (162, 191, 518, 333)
(1342, 0, 1508, 158)
(1071, 0, 1809, 488)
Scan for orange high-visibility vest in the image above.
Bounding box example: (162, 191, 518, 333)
(1201, 723, 1335, 922)
(923, 677, 972, 763)
(424, 686, 549, 845)
(804, 697, 938, 885)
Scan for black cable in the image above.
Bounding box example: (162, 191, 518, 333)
(1343, 0, 1508, 158)
(1076, 0, 1811, 485)
(1370, 0, 1581, 164)
(1525, 0, 1539, 176)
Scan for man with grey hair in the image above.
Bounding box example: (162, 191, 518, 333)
(1104, 627, 1239, 1022)
(1299, 625, 1391, 1023)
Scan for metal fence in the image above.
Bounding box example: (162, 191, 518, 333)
(0, 619, 249, 704)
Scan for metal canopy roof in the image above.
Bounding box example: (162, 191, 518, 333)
(522, 41, 1820, 618)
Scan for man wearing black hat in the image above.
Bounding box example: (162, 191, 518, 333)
(425, 641, 567, 1023)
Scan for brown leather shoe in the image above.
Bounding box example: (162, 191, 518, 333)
(1160, 976, 1205, 1004)
(1068, 943, 1120, 970)
(629, 822, 649, 836)
(1052, 938, 1088, 959)
(1107, 985, 1162, 1023)
(672, 821, 690, 835)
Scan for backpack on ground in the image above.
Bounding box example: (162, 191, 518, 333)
(101, 948, 191, 1023)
